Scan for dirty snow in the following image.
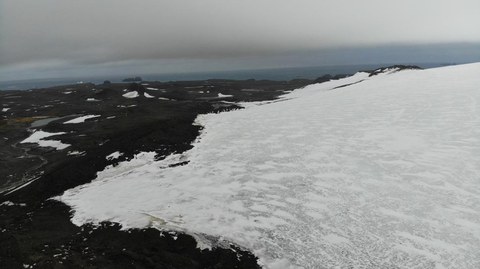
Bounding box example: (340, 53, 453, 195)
(58, 63, 480, 268)
(64, 115, 100, 124)
(21, 130, 70, 150)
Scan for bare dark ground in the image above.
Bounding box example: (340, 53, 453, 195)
(0, 79, 311, 269)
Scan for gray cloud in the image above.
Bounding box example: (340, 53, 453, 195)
(1, 0, 480, 76)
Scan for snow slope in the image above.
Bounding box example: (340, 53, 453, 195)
(58, 63, 480, 268)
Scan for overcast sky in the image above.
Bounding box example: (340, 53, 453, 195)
(1, 0, 480, 80)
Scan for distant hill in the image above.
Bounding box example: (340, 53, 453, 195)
(122, 76, 142, 82)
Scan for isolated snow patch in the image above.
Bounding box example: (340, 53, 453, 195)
(1, 201, 27, 207)
(218, 93, 233, 98)
(123, 91, 139, 98)
(21, 130, 70, 150)
(64, 115, 100, 124)
(106, 151, 123, 160)
(67, 151, 85, 156)
(144, 93, 154, 98)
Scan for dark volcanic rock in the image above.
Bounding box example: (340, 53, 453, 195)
(313, 74, 350, 84)
(313, 74, 333, 83)
(1, 200, 260, 269)
(0, 232, 22, 269)
(368, 65, 422, 77)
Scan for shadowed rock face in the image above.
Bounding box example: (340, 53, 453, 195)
(368, 65, 422, 77)
(0, 78, 311, 268)
(313, 74, 350, 84)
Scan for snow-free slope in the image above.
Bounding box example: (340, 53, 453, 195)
(58, 63, 480, 268)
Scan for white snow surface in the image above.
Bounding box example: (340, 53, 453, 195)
(218, 93, 233, 98)
(21, 130, 70, 150)
(58, 63, 480, 268)
(106, 151, 123, 160)
(64, 115, 100, 124)
(2, 108, 10, 112)
(122, 91, 139, 98)
(144, 92, 154, 98)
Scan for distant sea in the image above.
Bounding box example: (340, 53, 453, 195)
(0, 63, 450, 91)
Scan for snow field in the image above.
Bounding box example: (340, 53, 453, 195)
(59, 63, 480, 268)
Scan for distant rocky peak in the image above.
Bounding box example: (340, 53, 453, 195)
(368, 65, 422, 77)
